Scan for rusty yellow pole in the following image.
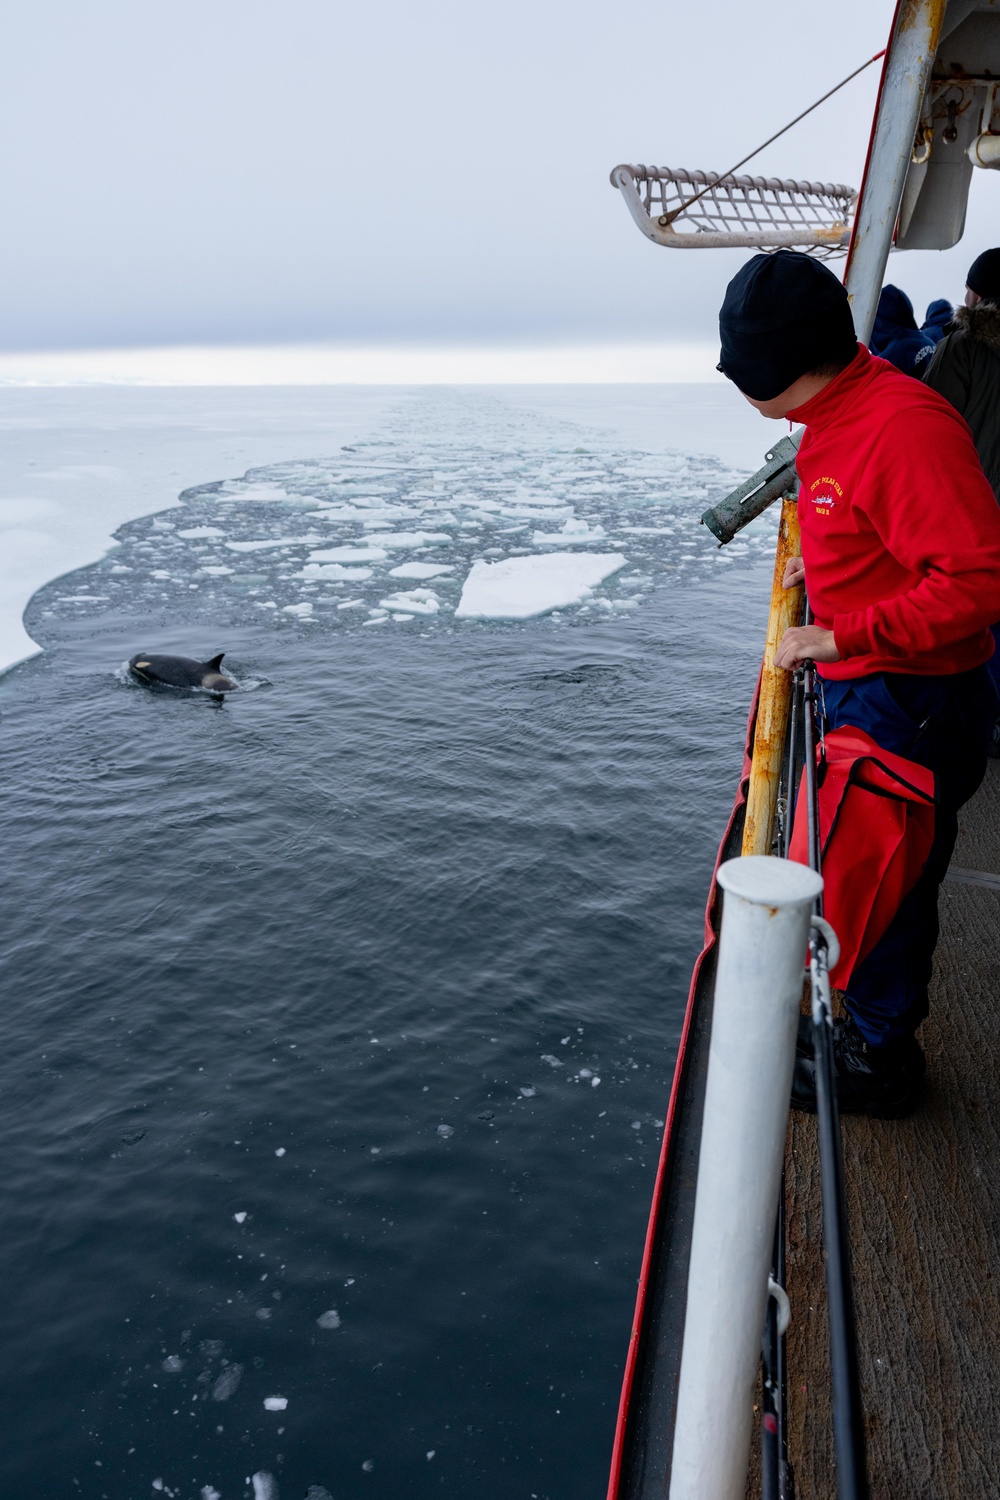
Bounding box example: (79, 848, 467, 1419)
(741, 497, 804, 857)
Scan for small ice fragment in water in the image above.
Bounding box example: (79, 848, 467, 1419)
(200, 565, 234, 576)
(519, 1086, 536, 1098)
(426, 1450, 436, 1460)
(631, 1121, 642, 1131)
(378, 588, 440, 616)
(282, 602, 313, 617)
(437, 1124, 454, 1139)
(579, 1069, 593, 1079)
(275, 1147, 286, 1156)
(308, 545, 388, 564)
(561, 1036, 570, 1044)
(316, 1309, 341, 1329)
(201, 1488, 222, 1500)
(252, 1474, 279, 1500)
(256, 1307, 273, 1321)
(263, 1396, 288, 1411)
(178, 526, 226, 539)
(362, 1460, 374, 1472)
(152, 1481, 164, 1492)
(531, 517, 607, 546)
(233, 1211, 247, 1223)
(211, 1363, 243, 1401)
(161, 1355, 184, 1373)
(592, 1076, 601, 1087)
(306, 1488, 334, 1500)
(540, 1054, 563, 1068)
(388, 562, 454, 580)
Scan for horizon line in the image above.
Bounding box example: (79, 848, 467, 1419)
(0, 338, 724, 388)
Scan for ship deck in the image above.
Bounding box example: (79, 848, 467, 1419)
(783, 756, 1000, 1497)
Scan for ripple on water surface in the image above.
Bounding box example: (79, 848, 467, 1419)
(1, 391, 773, 1499)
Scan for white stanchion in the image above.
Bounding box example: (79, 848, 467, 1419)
(669, 854, 823, 1500)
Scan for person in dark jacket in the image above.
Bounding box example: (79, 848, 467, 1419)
(923, 248, 1000, 498)
(923, 248, 1000, 732)
(870, 283, 937, 376)
(922, 297, 953, 343)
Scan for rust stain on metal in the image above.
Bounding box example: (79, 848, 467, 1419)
(896, 0, 947, 38)
(742, 496, 803, 858)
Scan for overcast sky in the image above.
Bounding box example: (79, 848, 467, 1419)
(1, 0, 997, 352)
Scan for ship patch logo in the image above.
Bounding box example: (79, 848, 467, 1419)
(809, 475, 843, 513)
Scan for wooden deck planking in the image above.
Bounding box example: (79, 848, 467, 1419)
(782, 759, 1000, 1498)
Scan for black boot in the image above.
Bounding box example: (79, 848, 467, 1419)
(989, 712, 1000, 760)
(791, 1016, 925, 1119)
(796, 1012, 848, 1058)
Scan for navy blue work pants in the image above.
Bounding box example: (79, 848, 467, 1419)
(819, 665, 997, 1047)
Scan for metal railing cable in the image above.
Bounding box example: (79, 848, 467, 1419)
(799, 653, 870, 1500)
(654, 50, 886, 228)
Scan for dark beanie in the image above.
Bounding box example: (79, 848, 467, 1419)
(718, 250, 858, 400)
(967, 248, 1000, 301)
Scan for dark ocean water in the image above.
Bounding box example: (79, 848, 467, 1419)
(0, 392, 771, 1500)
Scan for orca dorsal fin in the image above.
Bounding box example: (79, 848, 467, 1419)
(206, 652, 225, 670)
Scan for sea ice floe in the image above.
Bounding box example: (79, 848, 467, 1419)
(161, 1355, 184, 1373)
(199, 565, 234, 576)
(251, 1473, 279, 1500)
(233, 1211, 247, 1223)
(211, 1364, 243, 1401)
(177, 526, 226, 539)
(387, 562, 455, 580)
(455, 552, 627, 621)
(531, 518, 607, 546)
(361, 530, 451, 549)
(221, 481, 290, 502)
(226, 536, 322, 552)
(540, 1054, 563, 1068)
(437, 1124, 454, 1139)
(296, 563, 373, 581)
(263, 1396, 288, 1411)
(378, 589, 440, 617)
(307, 546, 388, 564)
(316, 1309, 342, 1329)
(282, 602, 314, 617)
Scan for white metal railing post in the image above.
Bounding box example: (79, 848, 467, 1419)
(669, 854, 824, 1500)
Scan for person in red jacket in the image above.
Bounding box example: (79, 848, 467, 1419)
(718, 250, 1000, 1117)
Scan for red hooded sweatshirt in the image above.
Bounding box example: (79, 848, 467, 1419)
(788, 344, 1000, 680)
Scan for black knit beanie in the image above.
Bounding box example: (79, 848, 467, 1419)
(718, 250, 859, 401)
(966, 248, 1000, 302)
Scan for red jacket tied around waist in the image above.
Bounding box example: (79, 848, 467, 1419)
(788, 345, 1000, 679)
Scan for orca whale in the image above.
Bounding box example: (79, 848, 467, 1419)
(128, 651, 238, 693)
